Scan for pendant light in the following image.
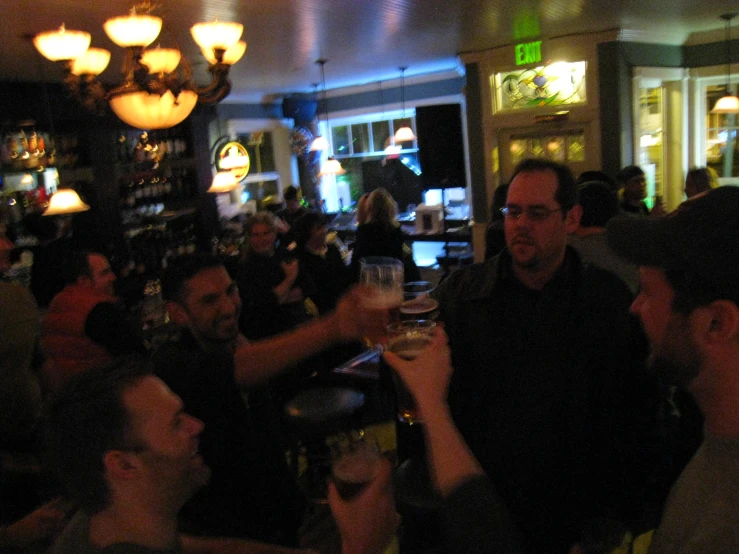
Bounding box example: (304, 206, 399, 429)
(712, 13, 739, 114)
(310, 82, 329, 152)
(43, 188, 91, 215)
(312, 59, 345, 176)
(379, 81, 401, 155)
(393, 66, 417, 143)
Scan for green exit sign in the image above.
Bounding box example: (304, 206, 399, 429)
(515, 40, 542, 66)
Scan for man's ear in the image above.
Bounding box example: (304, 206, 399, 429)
(564, 204, 582, 233)
(103, 450, 140, 482)
(698, 300, 739, 345)
(167, 301, 189, 326)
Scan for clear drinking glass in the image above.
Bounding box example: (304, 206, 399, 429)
(386, 319, 436, 424)
(359, 256, 404, 345)
(330, 432, 383, 500)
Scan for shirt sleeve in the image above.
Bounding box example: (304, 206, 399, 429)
(441, 475, 524, 554)
(85, 302, 144, 356)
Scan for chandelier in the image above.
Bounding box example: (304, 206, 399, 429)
(33, 1, 246, 130)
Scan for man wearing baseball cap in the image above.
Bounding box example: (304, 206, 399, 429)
(607, 186, 739, 553)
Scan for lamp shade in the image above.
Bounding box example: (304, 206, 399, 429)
(104, 14, 162, 48)
(207, 170, 240, 193)
(141, 47, 181, 74)
(34, 25, 91, 61)
(109, 90, 198, 130)
(201, 41, 246, 65)
(394, 125, 416, 143)
(318, 157, 347, 177)
(191, 21, 243, 51)
(310, 135, 329, 152)
(71, 48, 111, 76)
(43, 189, 90, 216)
(712, 94, 739, 114)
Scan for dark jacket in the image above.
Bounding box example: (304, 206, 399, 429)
(349, 222, 421, 282)
(434, 248, 655, 553)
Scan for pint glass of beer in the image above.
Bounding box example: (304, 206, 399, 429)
(359, 257, 404, 344)
(386, 319, 436, 424)
(399, 281, 439, 320)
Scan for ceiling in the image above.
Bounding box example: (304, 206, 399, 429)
(3, 0, 738, 104)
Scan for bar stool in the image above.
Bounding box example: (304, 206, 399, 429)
(283, 386, 365, 503)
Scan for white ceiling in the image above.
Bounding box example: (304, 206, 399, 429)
(3, 0, 737, 103)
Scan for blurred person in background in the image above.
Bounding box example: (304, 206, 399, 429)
(684, 167, 718, 199)
(349, 187, 420, 282)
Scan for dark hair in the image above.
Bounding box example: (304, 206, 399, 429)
(162, 252, 224, 304)
(510, 158, 577, 213)
(65, 250, 99, 285)
(283, 185, 299, 202)
(490, 183, 509, 223)
(685, 167, 714, 195)
(577, 170, 616, 192)
(616, 165, 644, 185)
(293, 211, 326, 249)
(577, 181, 619, 228)
(42, 357, 151, 514)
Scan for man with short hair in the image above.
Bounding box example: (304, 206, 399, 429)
(434, 158, 651, 553)
(607, 186, 739, 553)
(277, 185, 310, 248)
(152, 253, 379, 544)
(569, 180, 639, 293)
(45, 358, 395, 554)
(42, 251, 141, 392)
(617, 165, 650, 216)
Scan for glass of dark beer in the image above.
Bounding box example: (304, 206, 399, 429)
(330, 432, 383, 500)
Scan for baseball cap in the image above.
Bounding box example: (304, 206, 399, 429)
(606, 186, 739, 294)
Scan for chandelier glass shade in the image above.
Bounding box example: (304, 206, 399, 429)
(712, 13, 739, 114)
(33, 2, 245, 129)
(33, 25, 90, 61)
(109, 90, 199, 130)
(70, 48, 111, 76)
(43, 189, 90, 216)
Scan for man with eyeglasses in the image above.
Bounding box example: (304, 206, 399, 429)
(433, 158, 653, 553)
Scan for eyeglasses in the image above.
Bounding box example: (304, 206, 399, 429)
(500, 205, 563, 222)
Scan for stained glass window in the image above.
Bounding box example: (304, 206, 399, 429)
(494, 61, 587, 111)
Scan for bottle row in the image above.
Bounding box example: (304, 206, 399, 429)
(119, 168, 199, 209)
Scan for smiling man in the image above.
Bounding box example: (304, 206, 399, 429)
(45, 359, 209, 553)
(433, 158, 653, 553)
(608, 186, 739, 553)
(152, 253, 378, 545)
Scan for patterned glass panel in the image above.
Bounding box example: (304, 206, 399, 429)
(510, 139, 528, 166)
(545, 136, 566, 161)
(567, 133, 585, 162)
(494, 61, 587, 111)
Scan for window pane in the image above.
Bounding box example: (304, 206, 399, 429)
(510, 139, 528, 166)
(351, 123, 370, 154)
(332, 125, 350, 156)
(372, 121, 390, 151)
(567, 133, 585, 162)
(545, 136, 566, 162)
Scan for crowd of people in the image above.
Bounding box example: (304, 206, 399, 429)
(1, 160, 736, 554)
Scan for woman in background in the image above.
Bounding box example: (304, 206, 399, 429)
(349, 188, 420, 282)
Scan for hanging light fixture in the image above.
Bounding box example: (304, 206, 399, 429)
(394, 66, 417, 143)
(310, 82, 329, 152)
(43, 188, 91, 216)
(311, 59, 345, 176)
(33, 0, 246, 129)
(377, 80, 401, 156)
(712, 13, 739, 114)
